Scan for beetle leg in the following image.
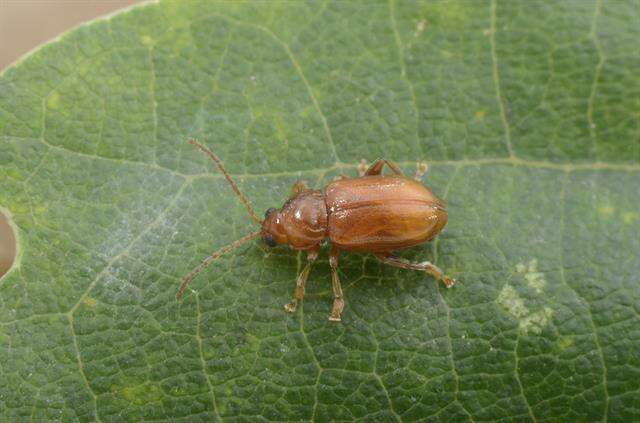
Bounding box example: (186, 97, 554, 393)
(364, 158, 405, 176)
(284, 248, 319, 313)
(289, 180, 309, 198)
(328, 245, 345, 321)
(414, 161, 429, 181)
(375, 253, 457, 288)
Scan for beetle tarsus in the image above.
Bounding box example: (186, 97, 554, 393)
(442, 276, 457, 288)
(329, 297, 344, 321)
(284, 249, 318, 315)
(417, 261, 456, 288)
(432, 272, 457, 288)
(375, 254, 457, 289)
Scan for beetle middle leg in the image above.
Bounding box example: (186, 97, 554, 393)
(328, 245, 345, 321)
(284, 248, 319, 313)
(375, 253, 456, 288)
(289, 180, 309, 198)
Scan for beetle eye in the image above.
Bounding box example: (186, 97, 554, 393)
(263, 234, 277, 247)
(265, 207, 277, 218)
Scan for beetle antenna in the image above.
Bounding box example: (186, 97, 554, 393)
(188, 138, 262, 225)
(176, 230, 262, 300)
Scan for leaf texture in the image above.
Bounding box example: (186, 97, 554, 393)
(0, 0, 639, 421)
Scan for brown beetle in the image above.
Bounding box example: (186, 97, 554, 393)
(177, 139, 457, 321)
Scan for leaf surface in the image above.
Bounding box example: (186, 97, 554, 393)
(1, 1, 639, 421)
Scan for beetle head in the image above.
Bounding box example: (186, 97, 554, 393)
(261, 207, 287, 247)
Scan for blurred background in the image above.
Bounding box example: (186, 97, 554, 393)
(0, 1, 140, 275)
(1, 0, 140, 70)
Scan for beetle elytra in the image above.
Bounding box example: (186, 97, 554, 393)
(177, 139, 457, 321)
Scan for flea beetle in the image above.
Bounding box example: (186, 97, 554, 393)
(177, 139, 456, 321)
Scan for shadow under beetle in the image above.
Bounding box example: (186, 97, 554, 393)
(177, 138, 457, 321)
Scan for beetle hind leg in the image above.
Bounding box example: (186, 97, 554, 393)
(375, 253, 456, 288)
(363, 158, 405, 177)
(328, 245, 344, 321)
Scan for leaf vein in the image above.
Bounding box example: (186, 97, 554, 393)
(67, 314, 101, 423)
(191, 12, 340, 163)
(388, 0, 422, 157)
(587, 0, 605, 159)
(148, 45, 159, 166)
(434, 165, 475, 422)
(558, 172, 610, 422)
(195, 293, 222, 421)
(68, 181, 189, 315)
(490, 0, 515, 158)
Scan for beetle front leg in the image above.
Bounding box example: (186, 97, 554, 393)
(284, 248, 319, 313)
(375, 253, 457, 288)
(328, 245, 345, 321)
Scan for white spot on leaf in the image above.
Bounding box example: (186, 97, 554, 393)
(497, 285, 528, 318)
(497, 284, 553, 335)
(520, 307, 553, 335)
(516, 259, 546, 293)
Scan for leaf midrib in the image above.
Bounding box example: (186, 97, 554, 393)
(3, 136, 639, 187)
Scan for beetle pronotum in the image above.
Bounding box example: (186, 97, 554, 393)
(177, 138, 457, 321)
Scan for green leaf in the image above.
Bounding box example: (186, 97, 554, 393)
(1, 0, 638, 421)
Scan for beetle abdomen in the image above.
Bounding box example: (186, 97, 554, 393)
(325, 176, 447, 252)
